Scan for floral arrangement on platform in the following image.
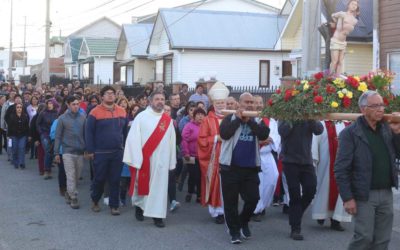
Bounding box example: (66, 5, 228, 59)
(263, 70, 397, 121)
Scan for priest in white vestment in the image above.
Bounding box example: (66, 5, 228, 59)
(123, 91, 176, 228)
(312, 121, 351, 231)
(253, 117, 280, 221)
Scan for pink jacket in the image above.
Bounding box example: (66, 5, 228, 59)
(181, 120, 201, 157)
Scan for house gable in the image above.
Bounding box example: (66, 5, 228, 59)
(68, 17, 121, 39)
(64, 42, 72, 63)
(179, 0, 280, 14)
(148, 14, 171, 55)
(78, 40, 90, 60)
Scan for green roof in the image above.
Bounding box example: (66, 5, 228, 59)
(70, 38, 83, 62)
(85, 38, 119, 56)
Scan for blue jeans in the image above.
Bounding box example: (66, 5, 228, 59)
(91, 151, 123, 209)
(11, 136, 27, 168)
(40, 135, 53, 172)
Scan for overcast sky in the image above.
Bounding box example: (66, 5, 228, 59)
(0, 0, 285, 62)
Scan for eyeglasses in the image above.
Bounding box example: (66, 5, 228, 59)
(366, 103, 385, 109)
(104, 92, 115, 96)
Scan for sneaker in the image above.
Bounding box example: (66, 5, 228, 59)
(170, 200, 180, 212)
(43, 171, 52, 180)
(91, 202, 101, 213)
(135, 206, 144, 221)
(231, 234, 242, 244)
(65, 192, 71, 204)
(251, 213, 262, 222)
(103, 197, 109, 206)
(185, 194, 192, 203)
(153, 218, 165, 228)
(240, 224, 252, 239)
(290, 230, 304, 241)
(70, 198, 80, 209)
(111, 208, 120, 216)
(215, 215, 225, 224)
(272, 202, 279, 207)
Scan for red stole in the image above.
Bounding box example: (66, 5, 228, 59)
(325, 121, 351, 210)
(128, 113, 172, 196)
(262, 118, 270, 127)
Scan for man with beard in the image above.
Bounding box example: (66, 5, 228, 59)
(123, 91, 176, 228)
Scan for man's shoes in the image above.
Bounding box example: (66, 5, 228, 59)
(330, 219, 345, 231)
(240, 224, 252, 239)
(230, 234, 242, 244)
(185, 194, 192, 203)
(153, 218, 165, 228)
(282, 204, 289, 214)
(170, 200, 180, 212)
(65, 192, 71, 204)
(91, 202, 100, 213)
(111, 208, 120, 216)
(251, 213, 262, 222)
(290, 229, 304, 241)
(70, 198, 80, 209)
(215, 214, 225, 224)
(317, 219, 325, 226)
(19, 164, 25, 169)
(135, 206, 144, 221)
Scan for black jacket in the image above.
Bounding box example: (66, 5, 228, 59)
(278, 120, 324, 165)
(30, 114, 40, 142)
(5, 112, 30, 137)
(334, 116, 400, 202)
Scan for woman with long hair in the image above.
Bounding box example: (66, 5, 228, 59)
(27, 96, 40, 159)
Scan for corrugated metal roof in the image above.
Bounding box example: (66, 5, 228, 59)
(159, 9, 287, 50)
(123, 24, 154, 57)
(85, 38, 119, 56)
(322, 0, 372, 42)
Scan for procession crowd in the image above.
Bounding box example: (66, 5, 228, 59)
(0, 78, 399, 249)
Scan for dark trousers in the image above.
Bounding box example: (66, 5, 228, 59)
(283, 163, 317, 231)
(11, 136, 27, 168)
(168, 169, 177, 203)
(40, 135, 53, 172)
(187, 159, 201, 197)
(0, 129, 6, 153)
(91, 151, 123, 209)
(57, 156, 66, 189)
(220, 165, 260, 236)
(120, 177, 130, 203)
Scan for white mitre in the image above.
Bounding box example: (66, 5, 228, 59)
(208, 81, 229, 101)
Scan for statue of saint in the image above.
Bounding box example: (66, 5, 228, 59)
(329, 0, 359, 75)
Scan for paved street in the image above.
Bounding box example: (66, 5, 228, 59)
(0, 154, 399, 250)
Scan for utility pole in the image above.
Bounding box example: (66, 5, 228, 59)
(23, 16, 26, 75)
(8, 0, 13, 81)
(43, 0, 51, 84)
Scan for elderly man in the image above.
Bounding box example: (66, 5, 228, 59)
(335, 90, 400, 250)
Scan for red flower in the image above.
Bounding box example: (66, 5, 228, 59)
(295, 80, 301, 86)
(313, 90, 318, 96)
(314, 72, 324, 81)
(268, 99, 274, 106)
(276, 88, 281, 94)
(313, 96, 323, 104)
(383, 97, 390, 106)
(284, 89, 292, 102)
(342, 96, 352, 108)
(347, 76, 360, 88)
(313, 85, 320, 90)
(309, 81, 316, 86)
(326, 84, 336, 94)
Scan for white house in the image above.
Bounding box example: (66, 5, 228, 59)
(64, 17, 121, 81)
(147, 8, 289, 87)
(115, 24, 154, 85)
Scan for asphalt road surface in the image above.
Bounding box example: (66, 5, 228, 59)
(1, 154, 399, 250)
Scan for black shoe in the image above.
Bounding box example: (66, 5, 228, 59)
(153, 218, 165, 228)
(215, 215, 225, 224)
(20, 164, 25, 169)
(135, 206, 144, 221)
(330, 219, 345, 231)
(290, 230, 304, 241)
(185, 194, 192, 203)
(282, 205, 289, 214)
(251, 213, 262, 222)
(317, 219, 325, 226)
(231, 234, 242, 244)
(240, 224, 251, 239)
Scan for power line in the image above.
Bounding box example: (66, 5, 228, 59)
(110, 0, 156, 18)
(55, 0, 117, 22)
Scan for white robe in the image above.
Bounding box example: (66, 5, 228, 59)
(311, 122, 351, 222)
(123, 108, 176, 219)
(254, 119, 280, 213)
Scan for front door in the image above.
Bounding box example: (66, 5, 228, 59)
(282, 61, 292, 77)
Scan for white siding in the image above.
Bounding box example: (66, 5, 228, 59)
(94, 57, 114, 84)
(72, 19, 121, 38)
(175, 50, 289, 87)
(158, 29, 171, 54)
(134, 59, 154, 85)
(181, 0, 278, 14)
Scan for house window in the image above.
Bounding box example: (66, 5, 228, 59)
(164, 58, 173, 85)
(388, 51, 400, 94)
(155, 60, 163, 81)
(259, 60, 270, 87)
